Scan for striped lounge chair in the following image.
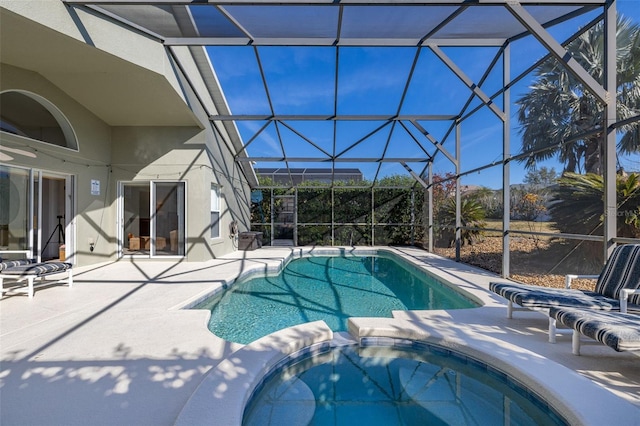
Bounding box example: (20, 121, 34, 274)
(489, 244, 640, 342)
(549, 306, 640, 355)
(0, 258, 73, 298)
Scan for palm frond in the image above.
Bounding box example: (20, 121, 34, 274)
(516, 13, 640, 173)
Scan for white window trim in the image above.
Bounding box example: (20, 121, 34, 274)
(210, 184, 221, 239)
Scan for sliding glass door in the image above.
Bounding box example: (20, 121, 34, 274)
(120, 181, 185, 257)
(0, 164, 73, 262)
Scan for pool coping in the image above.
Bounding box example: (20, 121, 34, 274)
(174, 321, 334, 426)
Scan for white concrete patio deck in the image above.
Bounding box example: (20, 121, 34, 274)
(1, 246, 638, 425)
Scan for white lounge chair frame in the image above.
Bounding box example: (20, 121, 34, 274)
(0, 262, 73, 298)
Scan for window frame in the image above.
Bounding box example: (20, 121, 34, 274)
(210, 184, 221, 239)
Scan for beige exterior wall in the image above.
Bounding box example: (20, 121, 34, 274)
(0, 0, 185, 102)
(0, 1, 253, 266)
(1, 63, 115, 266)
(110, 126, 248, 261)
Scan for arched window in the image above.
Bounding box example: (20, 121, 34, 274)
(0, 90, 78, 150)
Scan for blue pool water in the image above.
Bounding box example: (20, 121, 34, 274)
(195, 255, 478, 344)
(243, 343, 567, 426)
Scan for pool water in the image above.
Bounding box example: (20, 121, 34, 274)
(195, 255, 477, 344)
(243, 344, 567, 426)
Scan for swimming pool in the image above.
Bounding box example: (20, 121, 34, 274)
(176, 250, 638, 426)
(194, 254, 478, 343)
(243, 342, 567, 425)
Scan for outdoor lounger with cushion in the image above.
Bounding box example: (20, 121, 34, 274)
(549, 305, 640, 355)
(489, 244, 640, 341)
(0, 259, 73, 298)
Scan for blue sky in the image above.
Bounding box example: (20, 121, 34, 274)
(207, 2, 640, 188)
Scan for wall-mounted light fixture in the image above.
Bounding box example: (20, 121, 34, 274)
(88, 237, 95, 252)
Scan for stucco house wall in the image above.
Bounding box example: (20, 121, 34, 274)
(0, 1, 254, 266)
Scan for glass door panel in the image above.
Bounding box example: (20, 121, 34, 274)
(273, 194, 295, 244)
(0, 165, 30, 257)
(153, 182, 185, 256)
(40, 174, 67, 260)
(122, 182, 151, 255)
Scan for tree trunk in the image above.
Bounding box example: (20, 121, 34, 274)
(565, 152, 578, 173)
(584, 136, 603, 174)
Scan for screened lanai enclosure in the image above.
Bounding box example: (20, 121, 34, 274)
(66, 0, 639, 280)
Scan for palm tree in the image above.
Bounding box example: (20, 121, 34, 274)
(436, 197, 487, 247)
(516, 15, 640, 174)
(549, 172, 640, 238)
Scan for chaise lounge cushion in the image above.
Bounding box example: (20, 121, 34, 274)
(549, 307, 640, 352)
(592, 244, 640, 304)
(490, 244, 640, 310)
(489, 282, 638, 311)
(0, 261, 72, 277)
(0, 259, 35, 272)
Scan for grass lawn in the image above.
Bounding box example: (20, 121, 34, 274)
(484, 219, 558, 234)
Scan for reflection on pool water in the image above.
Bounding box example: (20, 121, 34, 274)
(194, 254, 478, 344)
(243, 343, 567, 426)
